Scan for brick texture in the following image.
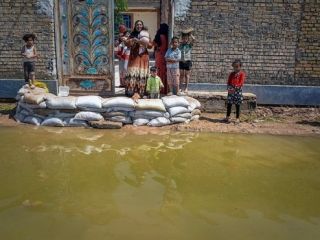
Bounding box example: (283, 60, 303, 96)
(174, 0, 320, 86)
(0, 0, 56, 80)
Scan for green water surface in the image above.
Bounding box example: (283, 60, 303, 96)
(0, 126, 320, 240)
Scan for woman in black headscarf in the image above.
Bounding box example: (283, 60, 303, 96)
(153, 23, 169, 94)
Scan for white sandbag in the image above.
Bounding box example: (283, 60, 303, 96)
(75, 107, 107, 113)
(106, 107, 135, 113)
(23, 116, 42, 126)
(46, 96, 77, 109)
(175, 113, 192, 119)
(183, 96, 201, 111)
(107, 116, 132, 124)
(133, 118, 150, 126)
(170, 117, 190, 124)
(76, 96, 102, 109)
(74, 111, 103, 121)
(41, 117, 64, 127)
(102, 97, 135, 108)
(148, 117, 171, 127)
(168, 106, 190, 117)
(191, 109, 201, 116)
(191, 115, 200, 121)
(64, 118, 89, 127)
(162, 96, 189, 108)
(135, 99, 166, 112)
(132, 110, 170, 119)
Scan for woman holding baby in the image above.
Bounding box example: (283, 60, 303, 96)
(124, 20, 151, 98)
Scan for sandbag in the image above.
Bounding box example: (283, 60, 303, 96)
(148, 117, 171, 127)
(175, 113, 192, 119)
(105, 107, 135, 113)
(133, 118, 150, 126)
(170, 117, 190, 123)
(103, 111, 127, 118)
(183, 96, 201, 111)
(107, 116, 132, 124)
(41, 117, 64, 127)
(23, 116, 43, 126)
(75, 107, 107, 113)
(135, 99, 166, 112)
(191, 109, 201, 116)
(74, 111, 103, 121)
(49, 111, 76, 119)
(64, 118, 89, 127)
(76, 96, 102, 109)
(162, 96, 189, 108)
(23, 93, 46, 105)
(168, 106, 190, 117)
(131, 110, 170, 119)
(19, 102, 47, 110)
(46, 96, 77, 110)
(191, 115, 200, 121)
(102, 97, 135, 108)
(14, 113, 26, 123)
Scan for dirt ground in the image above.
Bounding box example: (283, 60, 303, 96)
(1, 103, 320, 136)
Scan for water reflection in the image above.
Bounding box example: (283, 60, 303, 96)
(0, 127, 320, 240)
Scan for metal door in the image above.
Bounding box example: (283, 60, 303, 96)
(56, 0, 114, 96)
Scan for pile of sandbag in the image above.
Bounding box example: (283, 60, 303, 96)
(131, 99, 171, 127)
(14, 84, 201, 128)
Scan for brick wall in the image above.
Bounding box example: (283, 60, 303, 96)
(294, 0, 320, 86)
(174, 0, 320, 86)
(0, 0, 56, 80)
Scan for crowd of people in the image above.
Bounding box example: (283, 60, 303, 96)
(21, 21, 246, 124)
(115, 20, 245, 122)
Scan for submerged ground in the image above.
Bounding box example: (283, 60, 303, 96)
(0, 126, 319, 240)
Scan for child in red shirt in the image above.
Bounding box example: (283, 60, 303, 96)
(225, 59, 246, 123)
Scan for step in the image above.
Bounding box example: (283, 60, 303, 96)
(187, 91, 257, 113)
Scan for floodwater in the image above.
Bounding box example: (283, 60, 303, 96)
(0, 126, 320, 240)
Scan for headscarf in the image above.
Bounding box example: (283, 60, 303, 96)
(154, 23, 169, 47)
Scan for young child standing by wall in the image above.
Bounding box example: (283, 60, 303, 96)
(179, 28, 195, 94)
(165, 37, 181, 95)
(21, 33, 37, 88)
(225, 59, 246, 124)
(146, 66, 164, 99)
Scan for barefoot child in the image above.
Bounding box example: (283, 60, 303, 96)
(165, 37, 181, 95)
(225, 59, 246, 123)
(21, 33, 37, 88)
(146, 66, 164, 99)
(179, 28, 195, 93)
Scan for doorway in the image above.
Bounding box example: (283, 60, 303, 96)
(55, 0, 114, 96)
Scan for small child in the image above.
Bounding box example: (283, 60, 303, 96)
(138, 29, 150, 55)
(165, 37, 181, 95)
(116, 25, 130, 87)
(146, 66, 164, 99)
(225, 59, 246, 124)
(21, 33, 38, 88)
(179, 28, 195, 93)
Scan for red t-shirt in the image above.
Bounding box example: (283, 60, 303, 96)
(227, 71, 246, 87)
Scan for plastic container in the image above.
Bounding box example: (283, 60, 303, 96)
(58, 86, 70, 97)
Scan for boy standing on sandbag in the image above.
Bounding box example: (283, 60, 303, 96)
(21, 33, 38, 88)
(146, 66, 164, 99)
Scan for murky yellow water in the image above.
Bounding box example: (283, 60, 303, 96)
(0, 126, 320, 240)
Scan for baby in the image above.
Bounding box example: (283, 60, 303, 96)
(138, 29, 149, 55)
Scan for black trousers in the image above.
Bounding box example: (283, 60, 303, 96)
(226, 103, 240, 118)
